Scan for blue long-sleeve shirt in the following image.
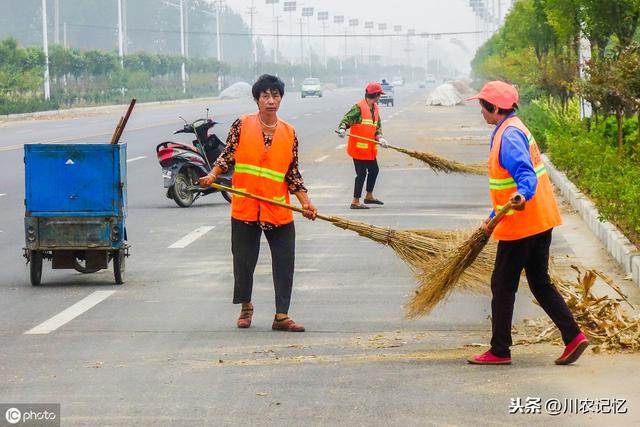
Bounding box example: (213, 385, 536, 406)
(488, 113, 537, 218)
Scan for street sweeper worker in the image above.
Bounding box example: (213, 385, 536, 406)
(337, 82, 388, 210)
(199, 74, 317, 333)
(466, 80, 588, 366)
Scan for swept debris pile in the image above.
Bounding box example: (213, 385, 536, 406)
(518, 266, 640, 352)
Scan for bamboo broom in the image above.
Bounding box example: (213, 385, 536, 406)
(337, 131, 487, 175)
(206, 182, 494, 288)
(404, 197, 520, 319)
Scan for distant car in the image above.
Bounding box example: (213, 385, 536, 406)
(301, 77, 322, 98)
(425, 74, 436, 83)
(379, 82, 394, 107)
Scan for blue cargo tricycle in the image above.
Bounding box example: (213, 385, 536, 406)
(23, 143, 129, 285)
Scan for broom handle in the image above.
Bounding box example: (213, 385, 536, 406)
(334, 130, 402, 151)
(207, 182, 337, 222)
(486, 194, 523, 229)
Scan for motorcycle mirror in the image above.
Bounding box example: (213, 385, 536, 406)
(179, 115, 187, 124)
(206, 108, 209, 120)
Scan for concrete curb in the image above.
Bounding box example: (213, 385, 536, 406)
(543, 154, 640, 287)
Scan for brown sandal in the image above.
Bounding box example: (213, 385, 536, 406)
(272, 316, 305, 332)
(237, 306, 254, 329)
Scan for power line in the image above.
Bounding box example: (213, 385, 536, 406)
(63, 23, 482, 38)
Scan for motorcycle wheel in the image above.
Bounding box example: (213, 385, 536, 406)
(172, 171, 195, 207)
(221, 191, 232, 203)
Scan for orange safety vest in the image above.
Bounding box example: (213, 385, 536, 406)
(347, 99, 380, 160)
(489, 116, 562, 241)
(231, 113, 295, 225)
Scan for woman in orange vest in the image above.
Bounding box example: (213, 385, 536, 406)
(337, 82, 389, 209)
(199, 74, 317, 332)
(466, 81, 588, 366)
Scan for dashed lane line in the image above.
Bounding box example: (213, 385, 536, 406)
(0, 193, 6, 197)
(24, 290, 116, 335)
(168, 226, 216, 249)
(126, 156, 147, 163)
(315, 155, 329, 163)
(335, 144, 346, 149)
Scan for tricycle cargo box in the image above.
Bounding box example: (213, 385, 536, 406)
(24, 143, 127, 216)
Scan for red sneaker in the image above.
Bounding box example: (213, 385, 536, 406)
(467, 350, 512, 365)
(272, 317, 305, 332)
(555, 332, 589, 365)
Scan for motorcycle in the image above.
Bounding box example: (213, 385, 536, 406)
(156, 111, 233, 207)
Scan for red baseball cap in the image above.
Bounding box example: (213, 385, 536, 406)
(466, 81, 519, 109)
(365, 82, 385, 95)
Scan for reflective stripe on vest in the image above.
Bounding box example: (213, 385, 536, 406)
(231, 113, 294, 224)
(488, 116, 562, 241)
(234, 163, 286, 182)
(347, 99, 380, 160)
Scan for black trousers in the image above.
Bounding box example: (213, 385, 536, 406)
(231, 218, 296, 314)
(490, 229, 580, 358)
(353, 158, 379, 198)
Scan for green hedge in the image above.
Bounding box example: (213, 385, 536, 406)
(521, 100, 640, 245)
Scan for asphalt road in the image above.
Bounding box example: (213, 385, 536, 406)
(0, 85, 638, 426)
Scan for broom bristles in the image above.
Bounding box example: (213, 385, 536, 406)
(392, 146, 487, 175)
(404, 229, 491, 319)
(326, 217, 494, 291)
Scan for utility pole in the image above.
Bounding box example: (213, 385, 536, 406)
(215, 0, 222, 91)
(123, 0, 128, 54)
(334, 15, 345, 85)
(365, 21, 373, 63)
(297, 18, 304, 65)
(317, 12, 329, 69)
(179, 0, 186, 93)
(350, 19, 359, 71)
(301, 7, 314, 72)
(284, 2, 297, 65)
(54, 0, 60, 44)
(41, 0, 51, 101)
(265, 0, 279, 65)
(63, 22, 68, 48)
(117, 0, 124, 68)
(247, 1, 257, 77)
(275, 16, 283, 68)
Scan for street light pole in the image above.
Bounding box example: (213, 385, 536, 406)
(41, 0, 51, 101)
(215, 0, 222, 91)
(117, 0, 124, 68)
(179, 0, 186, 93)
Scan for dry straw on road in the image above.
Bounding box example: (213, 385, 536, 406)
(341, 132, 487, 175)
(519, 266, 640, 352)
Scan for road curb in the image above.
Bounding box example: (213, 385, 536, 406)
(543, 154, 640, 287)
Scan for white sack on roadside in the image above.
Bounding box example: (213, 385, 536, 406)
(426, 83, 464, 106)
(219, 82, 252, 99)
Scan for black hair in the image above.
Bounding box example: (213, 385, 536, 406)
(252, 74, 285, 100)
(480, 99, 517, 115)
(365, 92, 381, 99)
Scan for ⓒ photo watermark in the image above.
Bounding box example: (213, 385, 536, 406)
(1, 404, 60, 427)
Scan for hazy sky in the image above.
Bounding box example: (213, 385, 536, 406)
(226, 0, 510, 73)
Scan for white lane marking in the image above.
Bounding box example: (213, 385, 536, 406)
(24, 290, 116, 335)
(0, 193, 6, 197)
(127, 156, 147, 163)
(304, 113, 312, 117)
(290, 116, 298, 120)
(315, 155, 329, 163)
(169, 226, 216, 249)
(335, 144, 346, 149)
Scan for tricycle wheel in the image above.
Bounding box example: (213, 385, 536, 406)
(113, 250, 125, 285)
(172, 171, 194, 207)
(30, 250, 43, 286)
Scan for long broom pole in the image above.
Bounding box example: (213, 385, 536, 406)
(207, 182, 335, 222)
(335, 130, 487, 175)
